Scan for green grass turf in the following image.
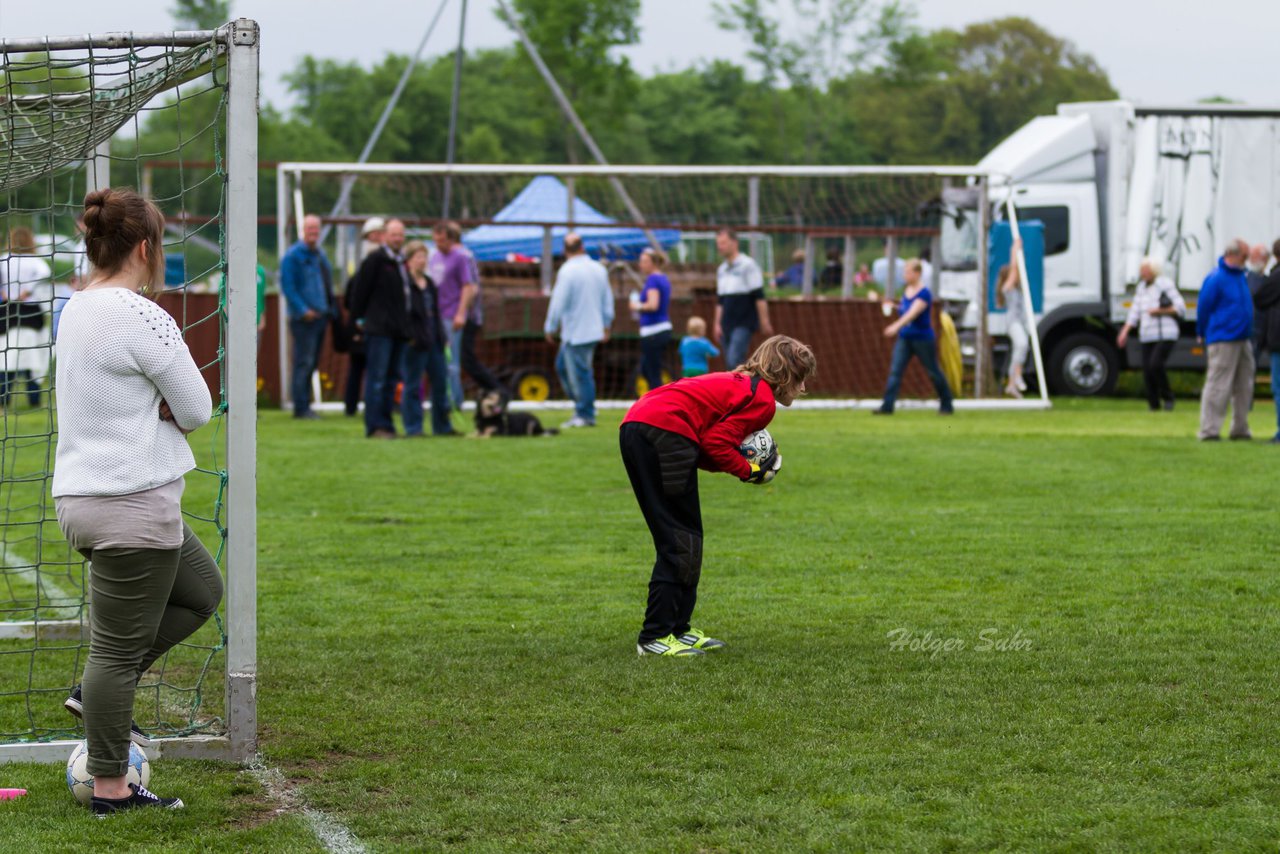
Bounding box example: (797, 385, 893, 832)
(4, 399, 1280, 851)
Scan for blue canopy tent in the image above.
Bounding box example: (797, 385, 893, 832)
(463, 175, 680, 262)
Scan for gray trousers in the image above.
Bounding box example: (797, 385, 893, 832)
(80, 523, 223, 776)
(1198, 340, 1255, 440)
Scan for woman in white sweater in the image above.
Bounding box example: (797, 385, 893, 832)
(1116, 257, 1187, 411)
(53, 188, 222, 815)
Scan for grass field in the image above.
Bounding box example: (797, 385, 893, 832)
(3, 399, 1279, 851)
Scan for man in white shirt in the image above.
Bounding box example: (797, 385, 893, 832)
(713, 229, 773, 370)
(545, 233, 614, 428)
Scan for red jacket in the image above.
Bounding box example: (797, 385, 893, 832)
(622, 371, 776, 479)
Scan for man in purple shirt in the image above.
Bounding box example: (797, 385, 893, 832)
(430, 221, 502, 409)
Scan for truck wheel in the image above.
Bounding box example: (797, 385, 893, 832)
(512, 369, 552, 402)
(1048, 333, 1118, 396)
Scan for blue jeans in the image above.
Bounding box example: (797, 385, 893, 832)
(288, 316, 328, 416)
(402, 344, 453, 436)
(880, 337, 954, 413)
(723, 325, 753, 371)
(364, 334, 406, 435)
(556, 341, 597, 423)
(446, 325, 465, 411)
(1272, 351, 1280, 439)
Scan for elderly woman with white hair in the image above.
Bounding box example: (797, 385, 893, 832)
(1116, 257, 1186, 411)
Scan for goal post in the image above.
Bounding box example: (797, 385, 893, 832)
(276, 162, 1048, 411)
(0, 19, 259, 764)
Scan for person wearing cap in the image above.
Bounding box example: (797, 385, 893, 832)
(360, 217, 386, 260)
(340, 217, 386, 416)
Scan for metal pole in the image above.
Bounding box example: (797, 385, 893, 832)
(930, 234, 942, 292)
(976, 177, 991, 398)
(496, 0, 660, 250)
(841, 236, 855, 298)
(540, 226, 553, 296)
(885, 235, 898, 300)
(88, 140, 110, 193)
(1005, 192, 1050, 403)
(747, 176, 760, 262)
(801, 235, 814, 296)
(566, 177, 576, 227)
(224, 17, 260, 763)
(321, 0, 451, 242)
(276, 167, 291, 411)
(441, 0, 467, 218)
(279, 162, 992, 179)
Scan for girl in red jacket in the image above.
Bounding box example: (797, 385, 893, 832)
(620, 335, 817, 656)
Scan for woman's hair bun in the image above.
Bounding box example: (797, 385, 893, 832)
(82, 188, 114, 234)
(80, 187, 164, 278)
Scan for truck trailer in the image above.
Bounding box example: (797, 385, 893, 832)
(939, 101, 1280, 395)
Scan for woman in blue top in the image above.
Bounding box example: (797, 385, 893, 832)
(875, 258, 954, 415)
(633, 248, 673, 393)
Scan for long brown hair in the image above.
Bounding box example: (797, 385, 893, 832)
(737, 335, 817, 400)
(7, 226, 36, 255)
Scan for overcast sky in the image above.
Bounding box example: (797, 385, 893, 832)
(0, 0, 1272, 111)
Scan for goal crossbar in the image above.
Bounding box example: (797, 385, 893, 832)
(278, 162, 996, 180)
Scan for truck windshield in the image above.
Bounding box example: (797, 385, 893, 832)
(941, 207, 979, 271)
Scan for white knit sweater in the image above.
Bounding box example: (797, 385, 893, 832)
(52, 288, 212, 497)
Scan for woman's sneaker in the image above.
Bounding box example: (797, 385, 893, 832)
(91, 783, 184, 816)
(678, 628, 727, 651)
(636, 634, 704, 656)
(64, 686, 152, 747)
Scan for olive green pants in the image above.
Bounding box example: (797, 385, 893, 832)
(79, 523, 223, 777)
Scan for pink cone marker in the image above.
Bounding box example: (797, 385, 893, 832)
(0, 788, 27, 800)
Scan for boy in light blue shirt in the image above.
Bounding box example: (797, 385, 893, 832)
(679, 316, 720, 377)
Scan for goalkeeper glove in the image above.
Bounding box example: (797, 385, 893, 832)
(742, 451, 782, 485)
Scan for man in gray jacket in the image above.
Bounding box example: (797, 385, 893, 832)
(545, 233, 614, 428)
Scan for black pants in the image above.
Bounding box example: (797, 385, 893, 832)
(0, 371, 40, 407)
(620, 423, 704, 644)
(344, 351, 366, 416)
(1141, 340, 1176, 410)
(461, 320, 504, 395)
(639, 330, 670, 391)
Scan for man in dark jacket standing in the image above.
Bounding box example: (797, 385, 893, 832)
(1250, 239, 1280, 442)
(350, 218, 413, 438)
(1197, 238, 1255, 441)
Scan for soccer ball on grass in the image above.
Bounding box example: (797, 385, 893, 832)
(65, 739, 150, 806)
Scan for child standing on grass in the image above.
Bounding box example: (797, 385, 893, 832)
(679, 316, 719, 377)
(621, 335, 817, 656)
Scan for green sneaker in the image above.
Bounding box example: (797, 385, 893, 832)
(637, 634, 705, 657)
(678, 628, 726, 651)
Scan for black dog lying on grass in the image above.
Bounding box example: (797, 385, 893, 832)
(473, 389, 557, 437)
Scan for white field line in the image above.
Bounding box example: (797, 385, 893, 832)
(248, 756, 367, 854)
(312, 397, 1051, 414)
(1, 543, 81, 621)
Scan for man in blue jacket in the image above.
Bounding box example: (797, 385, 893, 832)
(1196, 239, 1254, 441)
(279, 214, 333, 419)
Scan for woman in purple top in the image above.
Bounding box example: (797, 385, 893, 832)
(632, 248, 673, 393)
(875, 258, 953, 415)
(430, 221, 502, 410)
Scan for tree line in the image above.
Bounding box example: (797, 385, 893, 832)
(134, 1, 1118, 234)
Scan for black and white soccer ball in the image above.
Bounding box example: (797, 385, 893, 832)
(738, 429, 776, 466)
(66, 739, 150, 806)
